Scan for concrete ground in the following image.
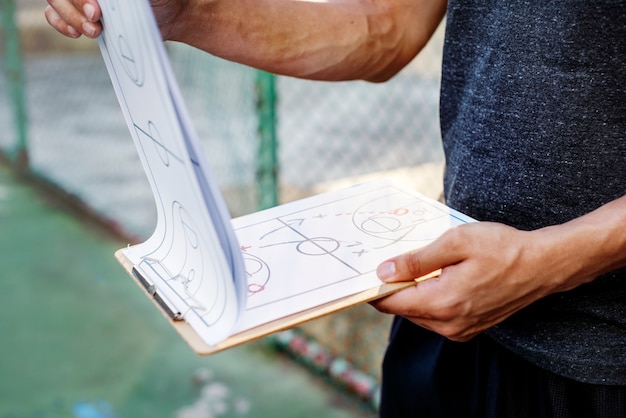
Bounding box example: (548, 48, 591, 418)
(0, 163, 372, 418)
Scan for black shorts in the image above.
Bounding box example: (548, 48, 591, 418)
(379, 317, 626, 418)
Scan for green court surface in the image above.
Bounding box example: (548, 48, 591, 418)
(0, 164, 370, 418)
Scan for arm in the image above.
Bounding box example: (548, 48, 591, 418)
(372, 194, 626, 341)
(45, 0, 447, 82)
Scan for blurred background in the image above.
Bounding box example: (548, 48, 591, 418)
(0, 0, 444, 416)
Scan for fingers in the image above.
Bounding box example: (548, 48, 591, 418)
(45, 5, 79, 38)
(371, 276, 501, 342)
(371, 276, 464, 337)
(372, 222, 538, 341)
(374, 285, 532, 342)
(45, 0, 102, 39)
(372, 265, 458, 320)
(376, 226, 468, 282)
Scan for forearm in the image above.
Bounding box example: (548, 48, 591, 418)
(531, 194, 626, 294)
(167, 0, 446, 81)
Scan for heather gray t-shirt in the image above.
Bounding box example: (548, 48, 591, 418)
(440, 1, 626, 384)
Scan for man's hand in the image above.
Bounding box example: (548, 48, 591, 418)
(371, 221, 590, 341)
(45, 0, 102, 38)
(45, 0, 187, 40)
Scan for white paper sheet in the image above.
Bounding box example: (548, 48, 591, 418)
(97, 0, 246, 345)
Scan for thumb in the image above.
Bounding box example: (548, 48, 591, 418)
(376, 228, 465, 282)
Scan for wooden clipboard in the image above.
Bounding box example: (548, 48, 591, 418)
(116, 247, 436, 355)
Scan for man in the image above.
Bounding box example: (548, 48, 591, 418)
(46, 1, 626, 416)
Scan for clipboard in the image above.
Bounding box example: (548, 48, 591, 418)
(116, 247, 429, 355)
(98, 0, 474, 354)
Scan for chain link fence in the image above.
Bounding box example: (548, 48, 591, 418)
(1, 0, 444, 392)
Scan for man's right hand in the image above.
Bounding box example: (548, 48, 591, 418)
(45, 0, 187, 40)
(45, 0, 103, 39)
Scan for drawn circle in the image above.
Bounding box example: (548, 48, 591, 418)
(186, 268, 196, 285)
(361, 216, 401, 234)
(296, 237, 340, 256)
(183, 268, 205, 305)
(391, 208, 409, 216)
(184, 269, 204, 297)
(248, 283, 265, 294)
(117, 34, 144, 86)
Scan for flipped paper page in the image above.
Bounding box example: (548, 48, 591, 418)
(97, 0, 247, 345)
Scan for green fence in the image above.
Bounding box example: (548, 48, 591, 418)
(0, 0, 27, 169)
(1, 0, 444, 398)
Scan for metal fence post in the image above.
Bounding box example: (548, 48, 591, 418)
(255, 70, 279, 210)
(1, 0, 29, 171)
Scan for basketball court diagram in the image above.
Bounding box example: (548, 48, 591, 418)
(233, 184, 468, 314)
